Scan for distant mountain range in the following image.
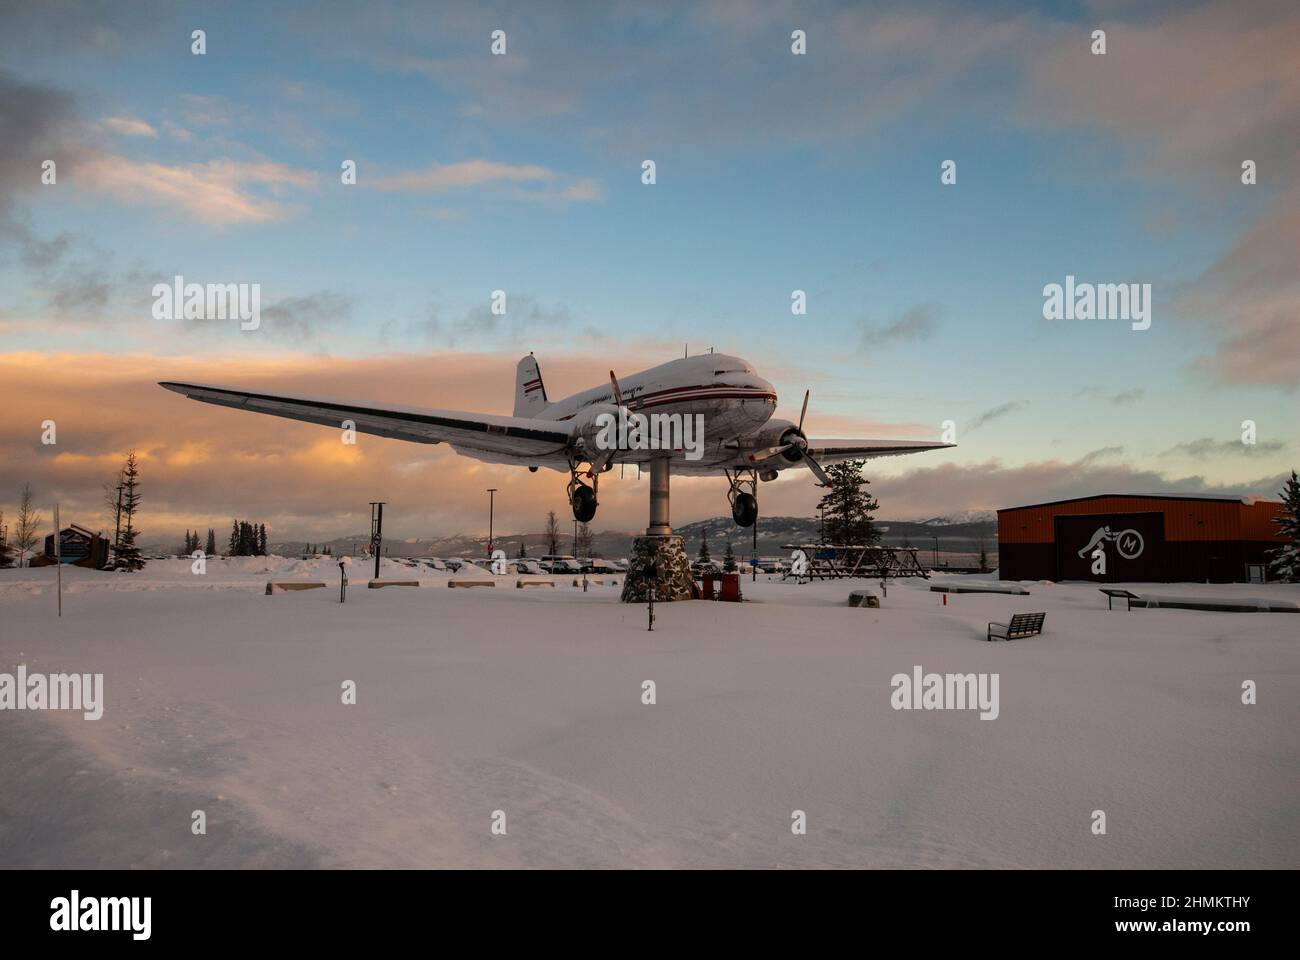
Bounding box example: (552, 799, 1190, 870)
(259, 512, 998, 561)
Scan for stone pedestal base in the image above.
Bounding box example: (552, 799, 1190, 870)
(620, 535, 696, 602)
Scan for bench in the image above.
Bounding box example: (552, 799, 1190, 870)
(987, 612, 1046, 641)
(517, 580, 556, 589)
(448, 579, 495, 588)
(265, 581, 326, 595)
(1099, 588, 1141, 611)
(847, 590, 880, 608)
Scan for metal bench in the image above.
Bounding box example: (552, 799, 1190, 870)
(987, 612, 1046, 641)
(1099, 588, 1140, 611)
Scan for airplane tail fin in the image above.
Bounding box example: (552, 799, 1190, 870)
(514, 353, 549, 417)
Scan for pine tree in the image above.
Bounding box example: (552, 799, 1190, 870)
(114, 451, 145, 571)
(258, 523, 268, 556)
(697, 532, 711, 563)
(978, 541, 990, 573)
(1266, 470, 1300, 583)
(228, 520, 240, 556)
(723, 541, 737, 572)
(816, 460, 880, 547)
(516, 540, 527, 558)
(206, 528, 216, 556)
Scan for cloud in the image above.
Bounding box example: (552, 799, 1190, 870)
(1023, 2, 1300, 388)
(101, 115, 156, 137)
(1160, 437, 1286, 460)
(965, 401, 1027, 433)
(1078, 445, 1125, 466)
(416, 296, 574, 349)
(858, 303, 940, 349)
(0, 351, 1287, 542)
(0, 69, 80, 216)
(77, 155, 318, 224)
(870, 458, 1290, 520)
(1179, 185, 1300, 388)
(369, 160, 602, 202)
(255, 292, 354, 341)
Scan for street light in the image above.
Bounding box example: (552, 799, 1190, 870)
(485, 488, 499, 557)
(932, 536, 939, 570)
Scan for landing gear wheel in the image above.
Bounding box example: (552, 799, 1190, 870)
(731, 491, 758, 527)
(724, 468, 759, 528)
(571, 484, 597, 522)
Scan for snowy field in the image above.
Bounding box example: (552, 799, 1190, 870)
(1, 557, 1296, 869)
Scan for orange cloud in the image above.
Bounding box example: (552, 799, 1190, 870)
(77, 155, 317, 224)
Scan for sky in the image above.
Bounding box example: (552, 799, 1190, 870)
(0, 0, 1296, 544)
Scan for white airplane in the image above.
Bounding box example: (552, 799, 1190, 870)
(160, 353, 951, 526)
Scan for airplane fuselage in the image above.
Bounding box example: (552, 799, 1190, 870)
(539, 354, 779, 462)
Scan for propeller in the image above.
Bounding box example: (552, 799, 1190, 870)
(585, 370, 629, 477)
(747, 388, 830, 485)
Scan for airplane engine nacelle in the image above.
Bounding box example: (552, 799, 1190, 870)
(752, 419, 806, 462)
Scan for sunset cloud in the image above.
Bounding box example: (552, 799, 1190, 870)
(77, 155, 318, 224)
(1, 352, 1285, 546)
(369, 160, 602, 202)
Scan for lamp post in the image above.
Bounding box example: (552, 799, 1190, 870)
(931, 536, 939, 571)
(485, 488, 498, 557)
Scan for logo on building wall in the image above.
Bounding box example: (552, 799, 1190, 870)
(1078, 525, 1144, 575)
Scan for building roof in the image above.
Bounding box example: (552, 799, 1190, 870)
(997, 493, 1272, 514)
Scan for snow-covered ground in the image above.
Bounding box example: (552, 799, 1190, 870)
(1, 557, 1296, 868)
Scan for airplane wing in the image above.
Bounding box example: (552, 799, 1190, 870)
(158, 381, 572, 460)
(803, 439, 955, 464)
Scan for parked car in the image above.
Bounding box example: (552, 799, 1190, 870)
(511, 559, 544, 575)
(420, 557, 448, 571)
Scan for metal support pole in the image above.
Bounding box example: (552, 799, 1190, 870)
(370, 502, 385, 580)
(55, 503, 62, 617)
(647, 457, 671, 535)
(486, 488, 498, 557)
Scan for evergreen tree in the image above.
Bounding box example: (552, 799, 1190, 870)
(113, 450, 144, 571)
(516, 540, 527, 558)
(228, 520, 240, 556)
(258, 523, 268, 556)
(1266, 470, 1300, 582)
(697, 531, 711, 563)
(206, 528, 216, 556)
(723, 541, 737, 572)
(978, 541, 990, 573)
(816, 460, 880, 547)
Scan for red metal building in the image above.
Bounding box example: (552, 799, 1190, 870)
(997, 494, 1287, 583)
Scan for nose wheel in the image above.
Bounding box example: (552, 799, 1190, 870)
(725, 468, 759, 527)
